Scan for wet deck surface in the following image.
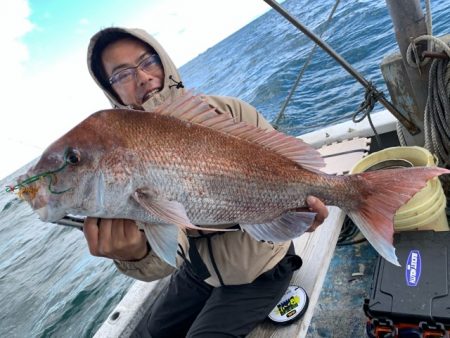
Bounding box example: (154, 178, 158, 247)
(245, 227, 378, 338)
(307, 238, 377, 337)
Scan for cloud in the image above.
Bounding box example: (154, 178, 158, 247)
(0, 0, 270, 180)
(1, 0, 34, 78)
(0, 1, 108, 180)
(1, 0, 35, 179)
(76, 18, 90, 34)
(129, 0, 269, 66)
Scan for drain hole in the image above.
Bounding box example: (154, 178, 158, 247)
(110, 311, 120, 321)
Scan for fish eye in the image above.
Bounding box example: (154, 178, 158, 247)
(64, 148, 81, 165)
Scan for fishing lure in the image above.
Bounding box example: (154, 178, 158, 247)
(5, 148, 78, 196)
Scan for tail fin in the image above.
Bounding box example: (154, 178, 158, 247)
(347, 166, 449, 266)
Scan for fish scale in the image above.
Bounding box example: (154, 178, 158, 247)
(13, 92, 450, 267)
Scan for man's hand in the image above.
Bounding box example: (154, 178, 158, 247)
(305, 196, 328, 232)
(83, 218, 148, 261)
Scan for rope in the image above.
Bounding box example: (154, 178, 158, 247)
(423, 55, 450, 198)
(424, 58, 450, 167)
(404, 31, 450, 167)
(272, 0, 340, 129)
(396, 120, 407, 146)
(402, 28, 450, 196)
(352, 83, 383, 148)
(404, 0, 434, 68)
(398, 0, 450, 200)
(337, 216, 366, 246)
(406, 35, 450, 68)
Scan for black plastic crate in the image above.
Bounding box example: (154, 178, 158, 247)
(364, 230, 450, 333)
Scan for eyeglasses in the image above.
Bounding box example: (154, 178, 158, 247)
(108, 54, 161, 86)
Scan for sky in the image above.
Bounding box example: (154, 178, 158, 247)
(0, 0, 272, 181)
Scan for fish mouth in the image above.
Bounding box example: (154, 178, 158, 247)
(35, 206, 49, 221)
(19, 183, 67, 223)
(12, 173, 44, 204)
(15, 176, 50, 211)
(35, 205, 65, 223)
(141, 88, 161, 103)
(30, 194, 47, 210)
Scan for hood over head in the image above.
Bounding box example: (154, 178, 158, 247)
(87, 27, 185, 110)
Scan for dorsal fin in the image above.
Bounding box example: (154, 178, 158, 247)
(154, 91, 325, 171)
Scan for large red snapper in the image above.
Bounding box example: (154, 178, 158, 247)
(10, 93, 449, 266)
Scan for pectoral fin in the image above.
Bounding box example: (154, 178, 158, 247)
(132, 190, 237, 233)
(241, 211, 316, 242)
(138, 222, 179, 267)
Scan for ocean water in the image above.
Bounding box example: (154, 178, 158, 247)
(1, 0, 449, 337)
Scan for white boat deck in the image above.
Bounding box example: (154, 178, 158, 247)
(94, 136, 371, 338)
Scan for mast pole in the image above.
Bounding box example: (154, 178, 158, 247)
(385, 0, 430, 145)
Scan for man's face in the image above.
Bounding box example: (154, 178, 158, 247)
(101, 38, 164, 108)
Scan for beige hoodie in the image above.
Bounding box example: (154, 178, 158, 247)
(87, 27, 291, 287)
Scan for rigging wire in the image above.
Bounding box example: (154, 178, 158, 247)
(272, 0, 340, 129)
(263, 0, 420, 135)
(270, 0, 383, 146)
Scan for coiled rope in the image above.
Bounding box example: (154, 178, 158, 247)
(397, 0, 450, 173)
(396, 37, 445, 145)
(423, 55, 450, 197)
(423, 57, 450, 167)
(402, 32, 450, 196)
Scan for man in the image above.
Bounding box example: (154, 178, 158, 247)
(85, 27, 328, 337)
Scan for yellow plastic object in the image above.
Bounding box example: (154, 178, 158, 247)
(350, 146, 449, 232)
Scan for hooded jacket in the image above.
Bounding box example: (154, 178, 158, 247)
(87, 27, 292, 287)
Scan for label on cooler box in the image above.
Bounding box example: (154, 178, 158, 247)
(405, 250, 421, 287)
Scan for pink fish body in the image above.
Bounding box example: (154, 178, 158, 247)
(13, 93, 449, 266)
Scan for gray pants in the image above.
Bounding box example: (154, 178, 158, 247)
(145, 243, 301, 338)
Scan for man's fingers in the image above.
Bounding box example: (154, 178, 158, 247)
(83, 217, 100, 256)
(97, 219, 113, 256)
(122, 219, 141, 240)
(122, 220, 148, 254)
(306, 196, 328, 222)
(113, 218, 126, 240)
(305, 196, 329, 232)
(83, 218, 148, 261)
